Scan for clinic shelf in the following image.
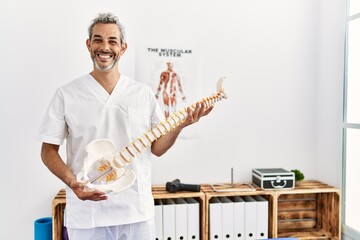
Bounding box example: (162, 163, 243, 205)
(275, 181, 341, 240)
(201, 181, 340, 240)
(151, 185, 206, 240)
(52, 186, 206, 240)
(201, 183, 276, 239)
(52, 189, 66, 240)
(52, 181, 340, 240)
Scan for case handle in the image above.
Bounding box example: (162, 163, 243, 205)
(270, 180, 287, 188)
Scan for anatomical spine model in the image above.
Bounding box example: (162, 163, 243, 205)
(77, 78, 228, 193)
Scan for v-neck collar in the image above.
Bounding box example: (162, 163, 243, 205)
(86, 73, 124, 105)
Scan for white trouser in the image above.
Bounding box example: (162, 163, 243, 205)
(67, 219, 155, 240)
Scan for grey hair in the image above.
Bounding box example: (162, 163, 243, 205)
(88, 13, 126, 44)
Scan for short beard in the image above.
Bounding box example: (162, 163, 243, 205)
(91, 54, 120, 72)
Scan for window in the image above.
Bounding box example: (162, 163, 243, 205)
(343, 0, 360, 238)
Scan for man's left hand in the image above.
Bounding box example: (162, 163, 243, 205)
(181, 102, 214, 128)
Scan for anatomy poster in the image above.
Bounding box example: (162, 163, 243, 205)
(135, 45, 201, 138)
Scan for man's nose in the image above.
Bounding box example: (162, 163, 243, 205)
(99, 41, 110, 51)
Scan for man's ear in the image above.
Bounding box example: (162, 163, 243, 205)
(86, 39, 91, 51)
(120, 43, 128, 55)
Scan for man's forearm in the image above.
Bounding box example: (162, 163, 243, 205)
(151, 103, 213, 157)
(151, 125, 183, 157)
(41, 143, 76, 187)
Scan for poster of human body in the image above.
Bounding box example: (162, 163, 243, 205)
(135, 45, 201, 125)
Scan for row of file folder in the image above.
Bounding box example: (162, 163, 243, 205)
(154, 198, 200, 240)
(209, 196, 268, 240)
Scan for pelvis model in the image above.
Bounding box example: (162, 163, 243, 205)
(77, 78, 228, 193)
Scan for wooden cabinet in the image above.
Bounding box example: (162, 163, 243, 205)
(201, 184, 275, 239)
(52, 189, 66, 240)
(52, 180, 340, 240)
(51, 186, 206, 240)
(274, 182, 341, 239)
(202, 181, 341, 240)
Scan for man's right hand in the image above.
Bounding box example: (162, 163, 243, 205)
(41, 143, 108, 201)
(69, 179, 108, 201)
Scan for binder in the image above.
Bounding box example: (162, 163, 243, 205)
(209, 197, 222, 240)
(185, 198, 200, 240)
(154, 199, 163, 240)
(254, 196, 268, 239)
(243, 196, 257, 240)
(163, 199, 176, 240)
(175, 198, 188, 240)
(232, 196, 245, 240)
(219, 197, 234, 240)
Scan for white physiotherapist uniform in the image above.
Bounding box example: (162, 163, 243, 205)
(37, 74, 164, 228)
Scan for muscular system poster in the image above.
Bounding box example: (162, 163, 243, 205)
(135, 44, 201, 138)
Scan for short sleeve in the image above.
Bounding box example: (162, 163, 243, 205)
(37, 89, 68, 145)
(149, 89, 165, 128)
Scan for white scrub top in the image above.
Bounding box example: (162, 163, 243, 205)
(37, 74, 164, 228)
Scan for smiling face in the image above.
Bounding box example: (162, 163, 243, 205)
(86, 23, 127, 72)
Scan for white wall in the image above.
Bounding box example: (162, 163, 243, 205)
(0, 0, 345, 239)
(316, 0, 346, 188)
